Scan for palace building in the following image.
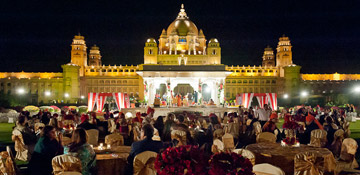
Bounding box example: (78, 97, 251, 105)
(0, 4, 359, 106)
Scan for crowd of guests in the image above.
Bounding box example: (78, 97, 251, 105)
(11, 104, 353, 175)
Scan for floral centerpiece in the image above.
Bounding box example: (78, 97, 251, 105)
(282, 119, 301, 147)
(155, 145, 207, 175)
(209, 152, 254, 175)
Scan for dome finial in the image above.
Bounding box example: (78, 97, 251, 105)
(177, 4, 188, 19)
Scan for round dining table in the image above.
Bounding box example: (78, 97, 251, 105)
(246, 143, 336, 175)
(95, 146, 131, 175)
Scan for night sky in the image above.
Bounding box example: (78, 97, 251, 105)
(0, 0, 359, 74)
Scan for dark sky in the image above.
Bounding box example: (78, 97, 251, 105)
(0, 0, 359, 74)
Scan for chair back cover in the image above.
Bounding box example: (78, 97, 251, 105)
(253, 121, 262, 136)
(294, 152, 324, 175)
(232, 149, 255, 165)
(11, 129, 29, 161)
(58, 172, 82, 175)
(34, 122, 45, 133)
(340, 138, 358, 160)
(253, 163, 285, 175)
(86, 129, 99, 146)
(334, 129, 345, 140)
(213, 129, 224, 140)
(212, 139, 224, 153)
(256, 132, 276, 143)
(222, 133, 235, 149)
(171, 130, 187, 146)
(226, 123, 240, 139)
(310, 129, 327, 148)
(152, 135, 161, 141)
(0, 150, 15, 175)
(107, 119, 117, 133)
(133, 151, 157, 175)
(223, 116, 229, 124)
(336, 138, 359, 172)
(52, 155, 82, 175)
(62, 137, 72, 146)
(343, 121, 351, 138)
(105, 133, 124, 146)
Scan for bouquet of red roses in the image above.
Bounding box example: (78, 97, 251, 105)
(155, 145, 207, 175)
(282, 120, 301, 130)
(283, 137, 297, 145)
(209, 152, 254, 175)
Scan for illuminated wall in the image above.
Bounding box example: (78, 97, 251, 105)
(301, 73, 360, 81)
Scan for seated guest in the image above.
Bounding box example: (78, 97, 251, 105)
(126, 124, 164, 175)
(262, 113, 279, 133)
(29, 126, 63, 175)
(12, 115, 37, 161)
(263, 113, 281, 141)
(40, 112, 51, 125)
(154, 116, 164, 139)
(162, 113, 175, 142)
(173, 114, 193, 144)
(48, 117, 64, 142)
(66, 128, 96, 175)
(118, 113, 129, 137)
(324, 116, 338, 146)
(77, 114, 97, 130)
(302, 114, 324, 144)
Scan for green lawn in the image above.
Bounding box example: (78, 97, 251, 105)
(0, 123, 15, 144)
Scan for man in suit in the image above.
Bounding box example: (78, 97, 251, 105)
(126, 124, 164, 175)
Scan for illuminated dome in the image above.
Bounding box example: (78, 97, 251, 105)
(167, 4, 198, 36)
(209, 38, 219, 43)
(146, 38, 156, 43)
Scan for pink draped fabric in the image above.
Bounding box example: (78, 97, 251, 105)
(113, 93, 130, 110)
(88, 93, 98, 112)
(96, 94, 107, 112)
(266, 93, 277, 110)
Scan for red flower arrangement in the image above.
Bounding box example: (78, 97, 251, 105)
(282, 120, 301, 130)
(155, 145, 207, 175)
(282, 137, 297, 145)
(209, 152, 254, 175)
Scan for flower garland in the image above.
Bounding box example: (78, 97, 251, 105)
(155, 145, 207, 175)
(209, 152, 254, 175)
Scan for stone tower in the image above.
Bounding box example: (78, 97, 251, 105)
(88, 45, 102, 67)
(144, 38, 158, 64)
(276, 35, 293, 67)
(207, 38, 221, 64)
(71, 34, 87, 76)
(262, 46, 275, 67)
(61, 64, 80, 103)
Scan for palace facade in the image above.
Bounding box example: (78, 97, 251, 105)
(1, 4, 359, 106)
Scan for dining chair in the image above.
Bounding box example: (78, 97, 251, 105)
(52, 155, 82, 175)
(256, 132, 276, 143)
(232, 149, 255, 165)
(133, 151, 157, 175)
(309, 129, 327, 148)
(253, 163, 285, 175)
(86, 129, 99, 146)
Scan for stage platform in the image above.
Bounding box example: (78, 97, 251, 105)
(120, 106, 239, 119)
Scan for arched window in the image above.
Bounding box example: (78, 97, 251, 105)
(212, 50, 216, 55)
(149, 49, 153, 55)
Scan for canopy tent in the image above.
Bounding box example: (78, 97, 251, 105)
(236, 93, 277, 110)
(87, 92, 130, 112)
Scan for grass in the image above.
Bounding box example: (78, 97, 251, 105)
(0, 123, 16, 145)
